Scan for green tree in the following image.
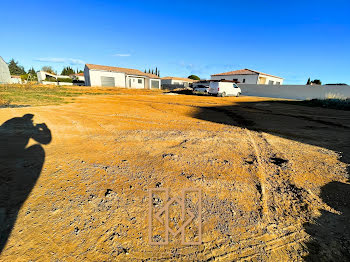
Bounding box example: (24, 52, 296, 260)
(42, 66, 55, 74)
(188, 75, 200, 80)
(311, 79, 322, 85)
(8, 59, 26, 75)
(155, 67, 158, 76)
(28, 67, 36, 75)
(61, 66, 75, 75)
(158, 70, 160, 77)
(306, 78, 311, 85)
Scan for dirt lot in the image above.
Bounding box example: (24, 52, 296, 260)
(0, 89, 349, 261)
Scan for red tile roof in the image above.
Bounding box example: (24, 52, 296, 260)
(86, 64, 159, 79)
(212, 68, 283, 79)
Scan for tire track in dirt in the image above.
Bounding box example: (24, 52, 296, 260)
(199, 106, 314, 260)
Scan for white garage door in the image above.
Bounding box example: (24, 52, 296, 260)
(101, 76, 115, 87)
(151, 80, 160, 89)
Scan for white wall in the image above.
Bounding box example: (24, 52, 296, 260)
(126, 76, 144, 89)
(211, 74, 259, 84)
(0, 57, 11, 84)
(10, 77, 22, 84)
(161, 79, 191, 87)
(238, 84, 350, 100)
(41, 81, 74, 86)
(86, 69, 126, 87)
(258, 75, 284, 85)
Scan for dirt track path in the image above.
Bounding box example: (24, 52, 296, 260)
(0, 92, 349, 261)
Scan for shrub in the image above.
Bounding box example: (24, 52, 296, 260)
(57, 77, 73, 83)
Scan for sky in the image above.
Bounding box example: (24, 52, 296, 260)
(0, 0, 349, 84)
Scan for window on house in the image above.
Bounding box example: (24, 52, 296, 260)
(133, 79, 135, 82)
(276, 82, 281, 85)
(268, 80, 274, 85)
(243, 79, 246, 83)
(138, 79, 142, 84)
(233, 79, 238, 82)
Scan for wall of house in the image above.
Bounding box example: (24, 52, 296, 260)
(84, 67, 90, 86)
(161, 79, 191, 87)
(0, 57, 11, 84)
(211, 74, 259, 84)
(126, 76, 145, 89)
(258, 75, 284, 85)
(161, 79, 172, 85)
(86, 69, 126, 87)
(238, 84, 350, 100)
(10, 77, 22, 84)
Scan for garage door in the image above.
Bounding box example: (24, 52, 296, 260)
(151, 80, 159, 89)
(101, 76, 115, 87)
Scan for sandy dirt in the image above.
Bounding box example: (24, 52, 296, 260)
(0, 90, 349, 261)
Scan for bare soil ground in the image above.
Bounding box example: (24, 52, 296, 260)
(0, 89, 349, 261)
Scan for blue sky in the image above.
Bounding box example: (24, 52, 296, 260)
(1, 0, 349, 84)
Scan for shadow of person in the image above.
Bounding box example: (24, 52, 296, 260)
(303, 180, 350, 261)
(0, 114, 51, 253)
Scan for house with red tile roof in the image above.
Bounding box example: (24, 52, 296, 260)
(211, 69, 284, 85)
(84, 64, 161, 89)
(161, 76, 196, 88)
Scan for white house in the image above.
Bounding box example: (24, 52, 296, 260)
(84, 64, 161, 89)
(0, 56, 11, 84)
(70, 73, 85, 81)
(211, 69, 284, 85)
(37, 71, 73, 85)
(161, 77, 196, 88)
(10, 75, 22, 84)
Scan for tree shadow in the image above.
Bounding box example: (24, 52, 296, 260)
(0, 114, 51, 253)
(192, 100, 350, 260)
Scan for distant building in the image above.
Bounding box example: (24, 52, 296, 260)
(10, 75, 22, 84)
(70, 73, 85, 86)
(161, 77, 196, 88)
(70, 73, 85, 82)
(37, 71, 72, 85)
(211, 69, 284, 85)
(0, 56, 11, 84)
(84, 64, 161, 89)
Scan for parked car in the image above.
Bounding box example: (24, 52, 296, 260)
(193, 85, 209, 93)
(208, 81, 241, 97)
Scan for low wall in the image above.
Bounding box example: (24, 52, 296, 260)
(238, 84, 350, 100)
(42, 81, 74, 86)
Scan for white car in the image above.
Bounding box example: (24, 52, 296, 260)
(193, 85, 209, 93)
(208, 81, 241, 97)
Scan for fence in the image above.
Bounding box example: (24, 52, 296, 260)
(238, 84, 350, 100)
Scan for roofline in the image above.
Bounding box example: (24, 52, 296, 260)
(85, 63, 160, 79)
(211, 68, 284, 79)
